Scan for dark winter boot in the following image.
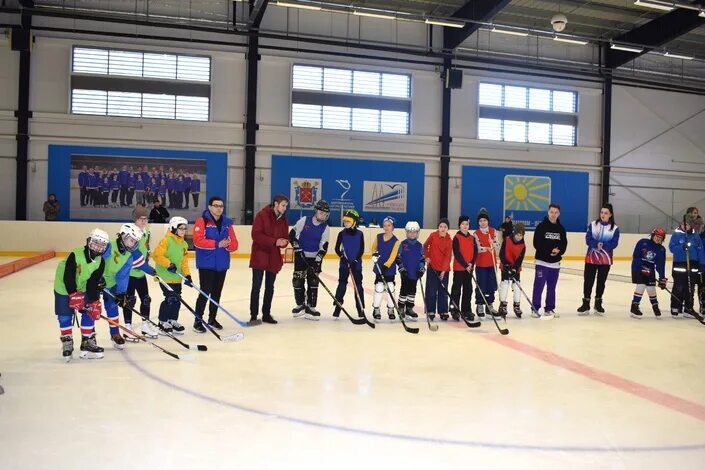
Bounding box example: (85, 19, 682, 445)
(577, 298, 591, 315)
(193, 320, 207, 333)
(450, 306, 460, 321)
(498, 301, 508, 317)
(652, 304, 661, 317)
(61, 336, 74, 363)
(594, 298, 605, 316)
(513, 302, 523, 319)
(630, 303, 643, 319)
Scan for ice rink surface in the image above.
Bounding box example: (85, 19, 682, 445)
(1, 258, 704, 469)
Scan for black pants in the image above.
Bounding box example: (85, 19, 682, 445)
(335, 263, 364, 313)
(123, 275, 150, 324)
(192, 193, 200, 207)
(195, 269, 228, 322)
(293, 256, 320, 307)
(583, 264, 611, 299)
(398, 277, 417, 307)
(158, 282, 182, 322)
(451, 270, 473, 314)
(250, 269, 277, 319)
(671, 262, 698, 312)
(120, 184, 128, 206)
(80, 187, 87, 206)
(184, 189, 191, 208)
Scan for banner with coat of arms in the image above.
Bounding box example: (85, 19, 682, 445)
(290, 178, 321, 209)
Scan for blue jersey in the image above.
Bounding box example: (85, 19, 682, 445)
(631, 238, 666, 279)
(669, 228, 705, 265)
(291, 215, 329, 256)
(335, 229, 364, 271)
(397, 239, 425, 280)
(372, 233, 400, 276)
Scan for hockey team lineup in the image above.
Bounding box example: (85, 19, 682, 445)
(51, 195, 705, 364)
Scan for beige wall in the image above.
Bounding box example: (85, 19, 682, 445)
(0, 221, 666, 260)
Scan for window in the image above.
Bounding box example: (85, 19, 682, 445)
(477, 83, 578, 146)
(70, 47, 211, 121)
(291, 64, 411, 134)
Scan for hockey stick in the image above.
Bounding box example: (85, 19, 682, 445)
(98, 314, 180, 360)
(374, 260, 419, 334)
(299, 256, 371, 327)
(103, 289, 207, 351)
(489, 248, 506, 323)
(156, 276, 244, 342)
(470, 271, 509, 335)
(510, 276, 540, 317)
(417, 279, 439, 332)
(429, 269, 481, 328)
(663, 285, 705, 325)
(343, 252, 375, 327)
(174, 272, 249, 328)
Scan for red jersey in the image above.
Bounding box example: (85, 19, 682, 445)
(423, 231, 452, 272)
(473, 227, 498, 268)
(499, 235, 526, 272)
(452, 231, 477, 271)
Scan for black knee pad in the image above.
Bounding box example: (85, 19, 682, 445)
(166, 295, 180, 306)
(126, 295, 137, 310)
(142, 295, 151, 309)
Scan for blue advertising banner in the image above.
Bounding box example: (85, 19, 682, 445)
(48, 145, 227, 222)
(461, 166, 589, 232)
(271, 155, 425, 227)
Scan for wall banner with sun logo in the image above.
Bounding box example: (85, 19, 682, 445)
(461, 166, 588, 232)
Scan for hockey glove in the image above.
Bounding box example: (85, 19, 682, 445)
(115, 292, 129, 308)
(85, 300, 102, 321)
(68, 291, 85, 310)
(167, 263, 177, 273)
(398, 265, 408, 278)
(416, 269, 425, 279)
(97, 277, 106, 291)
(508, 268, 518, 280)
(184, 275, 193, 287)
(371, 252, 380, 265)
(292, 240, 303, 257)
(658, 278, 668, 290)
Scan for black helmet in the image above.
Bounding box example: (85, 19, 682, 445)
(315, 200, 330, 212)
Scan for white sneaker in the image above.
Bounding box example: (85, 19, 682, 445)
(530, 308, 541, 318)
(141, 321, 159, 338)
(541, 310, 555, 320)
(123, 323, 140, 342)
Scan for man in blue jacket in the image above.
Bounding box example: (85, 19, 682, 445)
(192, 196, 239, 332)
(668, 214, 705, 318)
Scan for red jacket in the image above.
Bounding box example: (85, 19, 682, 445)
(249, 205, 290, 273)
(423, 231, 452, 272)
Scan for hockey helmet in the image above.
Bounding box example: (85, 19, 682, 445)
(382, 216, 396, 227)
(651, 227, 666, 242)
(405, 221, 420, 232)
(119, 223, 144, 252)
(87, 228, 110, 256)
(342, 209, 360, 228)
(314, 200, 330, 212)
(169, 216, 189, 234)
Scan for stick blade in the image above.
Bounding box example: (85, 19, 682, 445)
(223, 332, 245, 343)
(196, 345, 208, 351)
(499, 328, 510, 335)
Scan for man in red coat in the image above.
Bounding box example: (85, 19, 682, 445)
(249, 194, 290, 324)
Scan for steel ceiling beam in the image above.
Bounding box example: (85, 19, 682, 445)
(443, 0, 512, 50)
(606, 8, 705, 68)
(248, 0, 269, 29)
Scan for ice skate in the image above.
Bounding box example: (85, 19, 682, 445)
(79, 334, 104, 359)
(652, 304, 661, 317)
(372, 307, 381, 322)
(122, 323, 140, 342)
(387, 306, 396, 321)
(630, 303, 643, 319)
(292, 304, 306, 318)
(593, 298, 605, 316)
(168, 319, 185, 335)
(61, 336, 74, 363)
(141, 321, 158, 339)
(577, 298, 591, 316)
(498, 301, 508, 317)
(111, 333, 126, 350)
(513, 302, 522, 319)
(305, 305, 321, 321)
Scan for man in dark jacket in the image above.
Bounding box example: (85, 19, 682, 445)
(192, 196, 239, 332)
(149, 198, 170, 223)
(249, 194, 290, 325)
(531, 203, 567, 319)
(500, 216, 513, 240)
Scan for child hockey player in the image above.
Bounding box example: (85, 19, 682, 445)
(473, 208, 500, 318)
(498, 223, 526, 318)
(103, 223, 156, 349)
(290, 200, 330, 321)
(153, 216, 193, 333)
(396, 221, 426, 321)
(630, 227, 667, 318)
(334, 209, 365, 318)
(577, 204, 620, 316)
(451, 215, 476, 321)
(54, 229, 109, 361)
(371, 216, 401, 322)
(122, 206, 159, 341)
(668, 215, 705, 318)
(423, 218, 453, 321)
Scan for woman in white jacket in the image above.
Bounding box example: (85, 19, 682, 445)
(578, 203, 620, 316)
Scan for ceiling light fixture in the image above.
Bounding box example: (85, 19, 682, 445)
(553, 36, 588, 46)
(610, 43, 644, 53)
(353, 10, 396, 20)
(275, 1, 322, 11)
(633, 0, 675, 11)
(425, 18, 465, 28)
(491, 27, 529, 37)
(664, 51, 694, 60)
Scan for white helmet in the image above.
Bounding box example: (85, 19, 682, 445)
(405, 221, 420, 232)
(87, 228, 110, 256)
(119, 223, 144, 252)
(169, 216, 189, 232)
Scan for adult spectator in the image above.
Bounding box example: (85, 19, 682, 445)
(531, 203, 567, 319)
(249, 194, 290, 325)
(149, 198, 170, 223)
(500, 215, 513, 240)
(192, 196, 239, 332)
(43, 194, 60, 221)
(577, 203, 620, 316)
